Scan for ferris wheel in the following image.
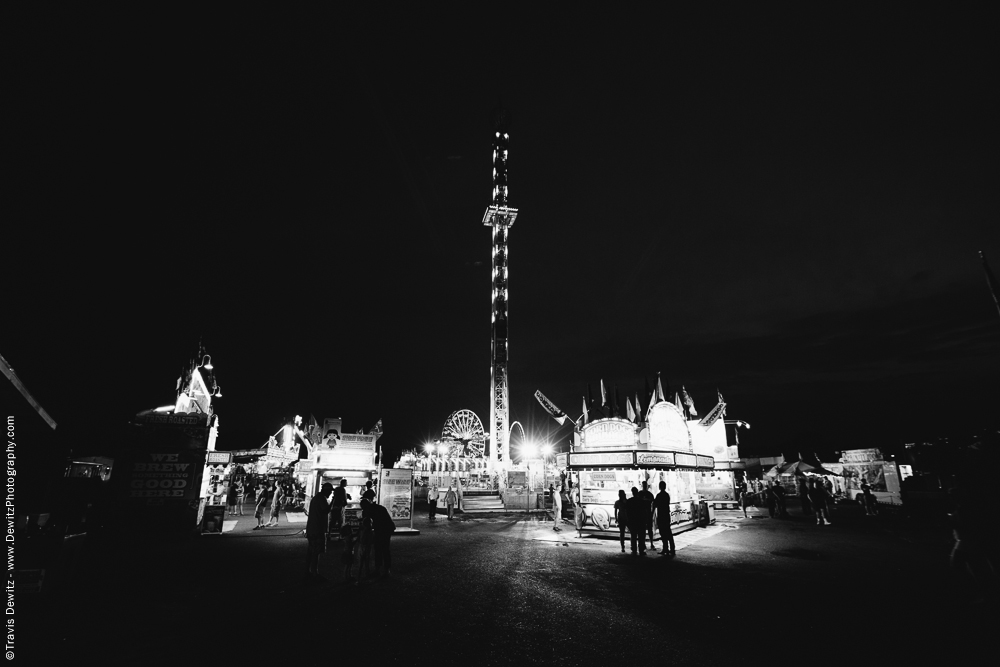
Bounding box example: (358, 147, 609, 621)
(442, 409, 487, 458)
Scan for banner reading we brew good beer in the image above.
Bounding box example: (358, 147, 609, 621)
(379, 468, 413, 529)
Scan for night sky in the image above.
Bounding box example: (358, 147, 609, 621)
(7, 8, 999, 475)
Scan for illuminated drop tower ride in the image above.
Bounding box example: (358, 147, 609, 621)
(483, 105, 518, 472)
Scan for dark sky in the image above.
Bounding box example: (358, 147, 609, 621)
(7, 7, 999, 469)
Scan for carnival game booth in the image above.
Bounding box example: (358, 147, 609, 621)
(564, 403, 715, 537)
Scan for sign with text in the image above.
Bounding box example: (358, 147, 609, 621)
(379, 468, 413, 527)
(636, 452, 675, 466)
(568, 452, 634, 467)
(337, 433, 378, 452)
(230, 448, 267, 458)
(581, 419, 636, 450)
(674, 453, 697, 468)
(840, 448, 884, 463)
(206, 452, 232, 464)
(126, 451, 205, 500)
(647, 403, 692, 452)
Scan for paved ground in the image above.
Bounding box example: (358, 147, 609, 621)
(16, 500, 996, 664)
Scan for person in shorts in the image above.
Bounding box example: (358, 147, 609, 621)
(254, 486, 269, 529)
(266, 484, 283, 527)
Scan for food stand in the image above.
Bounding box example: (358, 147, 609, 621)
(306, 432, 380, 533)
(562, 403, 715, 536)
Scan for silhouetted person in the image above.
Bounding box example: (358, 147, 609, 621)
(614, 489, 628, 553)
(625, 487, 648, 556)
(765, 482, 777, 518)
(773, 482, 787, 517)
(798, 478, 812, 516)
(809, 477, 830, 526)
(653, 481, 675, 556)
(640, 481, 656, 551)
(305, 482, 332, 580)
(362, 498, 396, 577)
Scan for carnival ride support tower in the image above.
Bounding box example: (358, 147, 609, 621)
(482, 105, 518, 473)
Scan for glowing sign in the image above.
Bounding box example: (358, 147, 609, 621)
(648, 403, 692, 452)
(581, 419, 636, 450)
(674, 453, 697, 467)
(568, 452, 634, 466)
(636, 452, 675, 466)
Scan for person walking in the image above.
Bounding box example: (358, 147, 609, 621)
(653, 481, 676, 556)
(551, 482, 563, 532)
(614, 490, 629, 553)
(765, 482, 777, 519)
(810, 477, 831, 526)
(625, 487, 648, 556)
(639, 481, 657, 551)
(740, 486, 751, 518)
(305, 482, 333, 581)
(427, 484, 440, 520)
(330, 479, 351, 535)
(444, 485, 458, 520)
(234, 479, 245, 516)
(861, 480, 879, 516)
(266, 483, 283, 527)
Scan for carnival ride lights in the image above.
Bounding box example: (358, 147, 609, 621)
(442, 409, 487, 458)
(482, 104, 518, 473)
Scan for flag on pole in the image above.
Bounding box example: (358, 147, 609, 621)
(534, 390, 569, 426)
(646, 385, 659, 420)
(656, 374, 666, 402)
(626, 396, 636, 422)
(634, 394, 642, 422)
(717, 389, 726, 417)
(613, 384, 622, 418)
(600, 380, 608, 407)
(675, 392, 684, 416)
(682, 385, 698, 417)
(582, 396, 589, 425)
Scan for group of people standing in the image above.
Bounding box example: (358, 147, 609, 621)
(425, 484, 458, 520)
(740, 477, 836, 525)
(548, 479, 677, 557)
(612, 481, 676, 557)
(306, 480, 396, 583)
